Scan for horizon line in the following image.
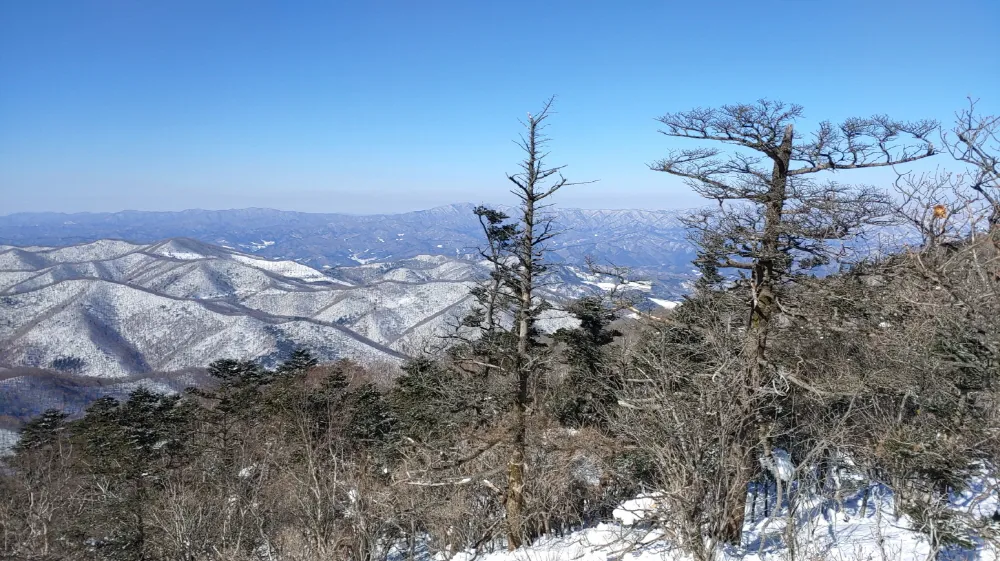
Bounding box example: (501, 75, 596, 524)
(0, 203, 690, 218)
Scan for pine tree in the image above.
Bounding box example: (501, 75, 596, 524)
(14, 409, 68, 453)
(73, 388, 193, 560)
(346, 384, 398, 450)
(553, 296, 622, 429)
(275, 348, 319, 378)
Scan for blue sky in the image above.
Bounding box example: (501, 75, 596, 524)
(1, 0, 997, 214)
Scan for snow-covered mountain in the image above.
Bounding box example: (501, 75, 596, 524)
(0, 204, 696, 273)
(0, 238, 654, 379)
(0, 239, 474, 377)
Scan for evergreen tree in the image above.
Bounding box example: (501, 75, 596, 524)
(14, 409, 68, 453)
(461, 98, 582, 548)
(193, 358, 272, 422)
(298, 363, 351, 444)
(553, 296, 622, 429)
(275, 347, 319, 378)
(205, 357, 268, 386)
(390, 358, 491, 443)
(73, 388, 193, 560)
(346, 384, 398, 450)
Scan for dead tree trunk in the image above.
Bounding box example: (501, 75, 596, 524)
(475, 98, 578, 550)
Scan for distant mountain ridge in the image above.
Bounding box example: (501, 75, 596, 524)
(0, 204, 696, 274)
(0, 204, 700, 384)
(1, 237, 664, 379)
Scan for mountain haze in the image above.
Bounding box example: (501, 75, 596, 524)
(0, 204, 696, 273)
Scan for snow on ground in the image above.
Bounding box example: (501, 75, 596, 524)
(0, 270, 40, 292)
(248, 240, 275, 251)
(613, 492, 667, 526)
(650, 298, 681, 310)
(0, 429, 19, 456)
(570, 265, 654, 294)
(583, 279, 654, 292)
(1, 244, 460, 377)
(391, 476, 1000, 561)
(0, 250, 46, 272)
(158, 250, 205, 260)
(112, 379, 179, 396)
(350, 252, 379, 265)
(759, 448, 794, 482)
(39, 240, 141, 263)
(438, 525, 673, 561)
(229, 254, 330, 282)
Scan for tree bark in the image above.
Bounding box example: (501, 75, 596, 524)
(719, 124, 794, 545)
(506, 119, 539, 552)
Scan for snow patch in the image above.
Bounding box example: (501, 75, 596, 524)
(229, 254, 329, 283)
(249, 240, 275, 251)
(583, 280, 652, 292)
(426, 479, 1000, 561)
(650, 298, 681, 309)
(760, 448, 794, 481)
(159, 251, 206, 261)
(0, 428, 19, 456)
(613, 492, 666, 526)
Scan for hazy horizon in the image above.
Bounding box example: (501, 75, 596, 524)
(0, 201, 694, 218)
(2, 0, 997, 214)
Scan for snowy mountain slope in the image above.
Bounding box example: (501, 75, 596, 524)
(0, 279, 396, 377)
(0, 239, 609, 378)
(0, 366, 211, 428)
(0, 240, 440, 377)
(0, 428, 17, 456)
(0, 234, 677, 378)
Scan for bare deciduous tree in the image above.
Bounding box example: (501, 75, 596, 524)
(944, 99, 1000, 233)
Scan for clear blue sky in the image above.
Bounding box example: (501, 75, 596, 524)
(1, 0, 997, 215)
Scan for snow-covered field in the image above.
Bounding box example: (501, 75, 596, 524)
(650, 298, 681, 310)
(379, 452, 998, 560)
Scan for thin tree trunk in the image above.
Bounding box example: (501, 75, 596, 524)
(506, 391, 526, 550)
(507, 197, 534, 550)
(496, 99, 567, 550)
